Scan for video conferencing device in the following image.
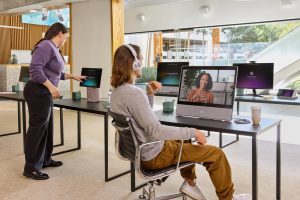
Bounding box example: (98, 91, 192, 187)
(176, 66, 237, 121)
(277, 89, 298, 100)
(156, 62, 189, 94)
(80, 68, 102, 102)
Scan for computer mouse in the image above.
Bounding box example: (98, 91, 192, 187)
(234, 118, 251, 124)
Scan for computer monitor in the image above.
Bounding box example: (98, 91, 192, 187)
(234, 63, 274, 97)
(80, 68, 102, 88)
(176, 66, 237, 121)
(156, 62, 189, 95)
(19, 66, 30, 82)
(156, 62, 189, 86)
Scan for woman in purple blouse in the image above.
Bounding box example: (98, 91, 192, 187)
(23, 23, 85, 180)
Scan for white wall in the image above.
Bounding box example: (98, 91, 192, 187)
(72, 0, 112, 98)
(125, 0, 300, 33)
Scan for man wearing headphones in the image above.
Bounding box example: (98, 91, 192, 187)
(110, 44, 250, 200)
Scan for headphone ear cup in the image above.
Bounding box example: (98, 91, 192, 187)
(132, 59, 142, 71)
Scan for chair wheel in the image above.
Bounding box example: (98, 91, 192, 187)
(138, 195, 146, 199)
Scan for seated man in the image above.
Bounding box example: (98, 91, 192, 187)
(110, 44, 250, 200)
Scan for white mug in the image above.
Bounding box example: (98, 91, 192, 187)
(251, 106, 261, 125)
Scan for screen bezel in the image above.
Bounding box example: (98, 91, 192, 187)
(19, 66, 30, 82)
(156, 62, 189, 87)
(177, 66, 237, 109)
(234, 63, 274, 89)
(80, 68, 102, 88)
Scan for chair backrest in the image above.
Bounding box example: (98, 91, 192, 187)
(108, 110, 139, 163)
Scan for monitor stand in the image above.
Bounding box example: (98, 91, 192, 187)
(244, 89, 263, 98)
(87, 87, 100, 102)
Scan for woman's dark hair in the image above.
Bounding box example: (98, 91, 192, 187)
(195, 72, 213, 90)
(111, 44, 141, 88)
(31, 22, 69, 56)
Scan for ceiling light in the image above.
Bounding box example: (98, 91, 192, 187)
(137, 14, 146, 22)
(42, 8, 48, 21)
(199, 5, 210, 15)
(29, 9, 38, 13)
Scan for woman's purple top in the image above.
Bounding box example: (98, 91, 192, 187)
(29, 40, 65, 87)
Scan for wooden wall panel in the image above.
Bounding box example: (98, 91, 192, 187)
(0, 15, 70, 64)
(0, 16, 11, 64)
(111, 0, 124, 57)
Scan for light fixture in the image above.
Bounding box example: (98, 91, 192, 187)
(29, 9, 38, 13)
(281, 0, 295, 5)
(0, 25, 24, 30)
(137, 14, 146, 22)
(41, 8, 48, 21)
(199, 5, 210, 15)
(56, 9, 64, 22)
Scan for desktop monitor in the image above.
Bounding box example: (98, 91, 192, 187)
(80, 68, 102, 88)
(19, 66, 30, 82)
(156, 62, 189, 94)
(234, 63, 274, 97)
(156, 62, 189, 86)
(176, 66, 237, 121)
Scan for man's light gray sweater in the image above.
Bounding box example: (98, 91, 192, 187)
(110, 83, 195, 161)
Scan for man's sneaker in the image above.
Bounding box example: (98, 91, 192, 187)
(179, 181, 207, 200)
(233, 194, 252, 200)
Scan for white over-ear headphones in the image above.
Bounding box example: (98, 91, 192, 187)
(124, 44, 142, 71)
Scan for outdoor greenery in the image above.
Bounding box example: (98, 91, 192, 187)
(136, 67, 157, 83)
(222, 22, 300, 43)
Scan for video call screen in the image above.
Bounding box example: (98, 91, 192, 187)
(156, 62, 189, 86)
(80, 68, 102, 88)
(178, 66, 237, 107)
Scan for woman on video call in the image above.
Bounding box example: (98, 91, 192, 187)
(187, 72, 214, 103)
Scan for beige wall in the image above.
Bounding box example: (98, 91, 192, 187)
(72, 0, 112, 98)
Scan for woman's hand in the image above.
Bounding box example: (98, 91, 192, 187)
(147, 81, 162, 95)
(49, 85, 61, 99)
(71, 74, 86, 82)
(195, 129, 207, 145)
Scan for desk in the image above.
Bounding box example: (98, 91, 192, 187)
(0, 92, 26, 151)
(154, 110, 281, 200)
(52, 99, 130, 182)
(235, 96, 300, 115)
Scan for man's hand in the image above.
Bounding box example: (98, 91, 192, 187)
(147, 81, 162, 95)
(195, 129, 207, 145)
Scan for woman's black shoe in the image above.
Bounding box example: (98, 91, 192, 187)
(43, 159, 63, 168)
(23, 171, 49, 180)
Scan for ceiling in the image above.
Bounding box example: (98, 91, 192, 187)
(0, 0, 86, 14)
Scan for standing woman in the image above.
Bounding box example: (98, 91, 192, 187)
(23, 22, 85, 180)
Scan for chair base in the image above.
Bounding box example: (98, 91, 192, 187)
(138, 184, 187, 200)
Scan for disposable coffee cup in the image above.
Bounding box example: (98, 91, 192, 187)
(251, 106, 261, 125)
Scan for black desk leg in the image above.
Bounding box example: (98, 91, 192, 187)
(105, 113, 131, 182)
(237, 101, 240, 115)
(219, 132, 239, 149)
(130, 162, 148, 192)
(52, 110, 81, 156)
(18, 101, 21, 133)
(22, 101, 27, 153)
(53, 107, 64, 147)
(252, 135, 258, 200)
(78, 111, 81, 149)
(276, 123, 281, 200)
(0, 101, 21, 137)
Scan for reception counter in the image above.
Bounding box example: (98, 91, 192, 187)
(0, 64, 71, 97)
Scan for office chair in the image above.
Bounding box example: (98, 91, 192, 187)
(109, 110, 195, 200)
